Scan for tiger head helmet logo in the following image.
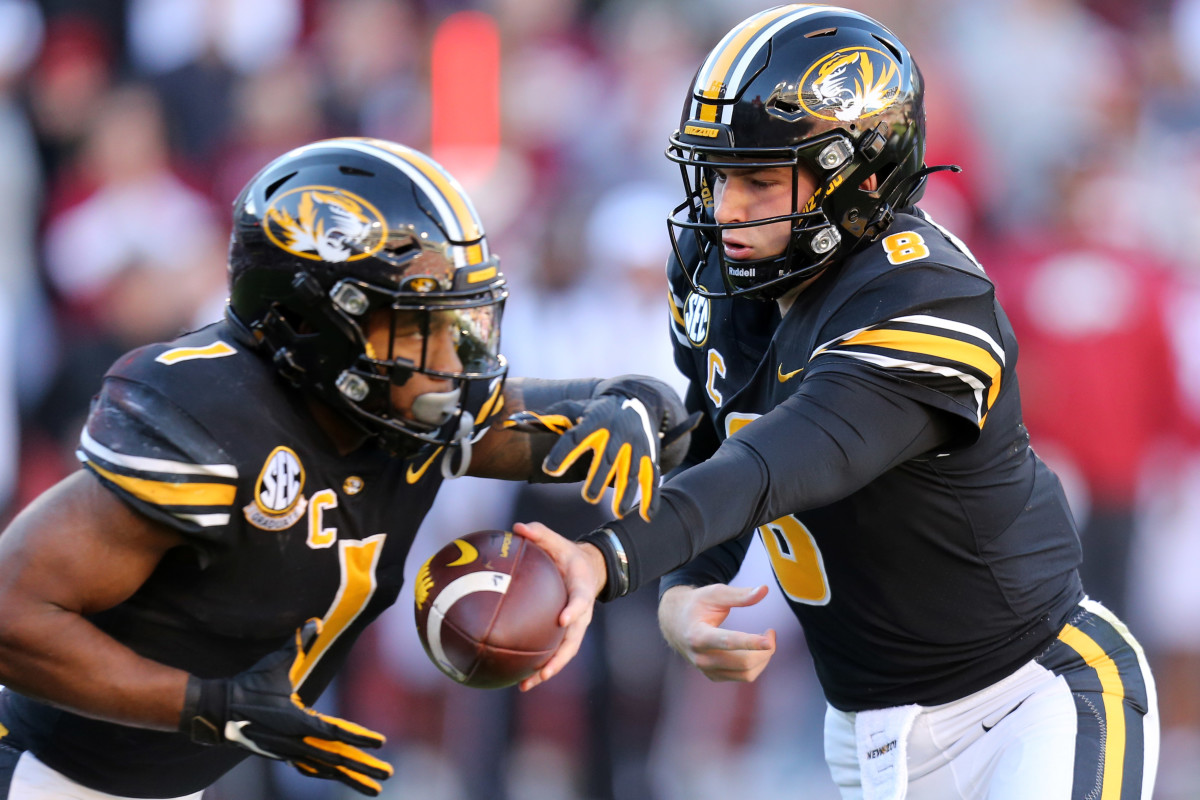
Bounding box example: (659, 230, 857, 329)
(800, 46, 901, 122)
(263, 185, 387, 263)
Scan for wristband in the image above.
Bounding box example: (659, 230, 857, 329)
(582, 526, 630, 602)
(180, 675, 225, 745)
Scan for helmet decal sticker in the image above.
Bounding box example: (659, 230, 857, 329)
(264, 186, 386, 263)
(801, 47, 901, 122)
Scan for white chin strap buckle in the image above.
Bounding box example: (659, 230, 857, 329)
(441, 413, 475, 479)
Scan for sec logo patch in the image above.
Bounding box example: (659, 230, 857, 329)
(244, 446, 308, 530)
(684, 290, 711, 346)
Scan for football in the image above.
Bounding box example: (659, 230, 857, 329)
(414, 529, 568, 689)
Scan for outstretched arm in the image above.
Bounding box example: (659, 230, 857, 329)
(468, 375, 698, 521)
(584, 366, 956, 598)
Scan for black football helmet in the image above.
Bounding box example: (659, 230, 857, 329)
(667, 4, 929, 300)
(227, 137, 507, 461)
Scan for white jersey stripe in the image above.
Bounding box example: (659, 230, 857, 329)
(816, 315, 1005, 366)
(891, 315, 1005, 364)
(820, 348, 986, 422)
(174, 513, 232, 527)
(78, 428, 239, 480)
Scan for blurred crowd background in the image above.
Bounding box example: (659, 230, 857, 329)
(2, 0, 1200, 797)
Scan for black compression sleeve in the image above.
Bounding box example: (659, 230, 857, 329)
(599, 364, 956, 596)
(658, 532, 753, 599)
(514, 377, 604, 410)
(510, 377, 603, 483)
(516, 374, 694, 482)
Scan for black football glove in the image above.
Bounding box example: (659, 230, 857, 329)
(505, 376, 700, 522)
(181, 619, 393, 797)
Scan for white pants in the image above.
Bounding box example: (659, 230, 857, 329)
(5, 753, 203, 800)
(824, 599, 1159, 800)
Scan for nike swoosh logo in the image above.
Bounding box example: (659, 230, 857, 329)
(405, 447, 444, 484)
(445, 538, 479, 567)
(982, 695, 1031, 733)
(777, 363, 805, 382)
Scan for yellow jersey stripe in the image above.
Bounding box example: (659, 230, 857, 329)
(87, 461, 238, 508)
(155, 341, 236, 365)
(668, 289, 686, 328)
(1059, 623, 1127, 800)
(823, 328, 1003, 417)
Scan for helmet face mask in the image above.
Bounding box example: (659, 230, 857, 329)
(667, 4, 926, 301)
(227, 137, 508, 456)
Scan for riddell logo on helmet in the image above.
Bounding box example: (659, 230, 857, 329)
(264, 185, 387, 263)
(799, 47, 902, 122)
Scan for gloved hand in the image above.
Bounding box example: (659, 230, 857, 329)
(505, 376, 700, 522)
(181, 619, 393, 796)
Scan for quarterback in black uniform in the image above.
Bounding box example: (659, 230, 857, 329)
(0, 138, 693, 799)
(521, 6, 1159, 798)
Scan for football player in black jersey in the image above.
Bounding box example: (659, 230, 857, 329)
(519, 5, 1160, 798)
(0, 138, 695, 799)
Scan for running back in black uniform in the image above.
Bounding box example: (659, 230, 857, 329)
(0, 138, 693, 799)
(539, 6, 1158, 799)
(2, 320, 444, 796)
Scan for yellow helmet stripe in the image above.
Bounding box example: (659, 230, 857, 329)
(693, 5, 812, 122)
(325, 138, 489, 266)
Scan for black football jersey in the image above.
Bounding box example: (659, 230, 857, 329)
(663, 211, 1084, 710)
(0, 319, 468, 796)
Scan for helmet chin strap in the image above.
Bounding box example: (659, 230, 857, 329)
(440, 413, 475, 480)
(409, 386, 474, 478)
